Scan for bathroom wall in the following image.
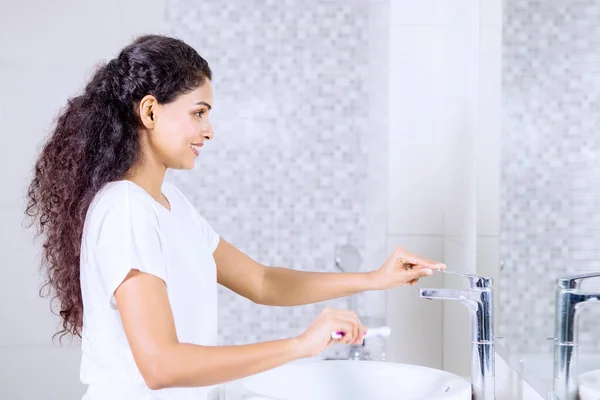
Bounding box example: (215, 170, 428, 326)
(501, 0, 600, 356)
(0, 0, 389, 396)
(164, 0, 389, 346)
(0, 0, 502, 397)
(385, 0, 502, 378)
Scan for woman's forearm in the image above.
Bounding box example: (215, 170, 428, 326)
(260, 267, 379, 306)
(154, 338, 304, 389)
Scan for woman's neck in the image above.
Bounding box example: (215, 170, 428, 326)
(124, 153, 167, 202)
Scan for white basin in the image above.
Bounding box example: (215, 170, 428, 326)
(580, 369, 600, 400)
(224, 360, 471, 400)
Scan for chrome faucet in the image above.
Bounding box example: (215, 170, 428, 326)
(420, 271, 495, 400)
(552, 272, 600, 400)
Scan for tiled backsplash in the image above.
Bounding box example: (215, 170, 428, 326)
(164, 0, 387, 345)
(501, 0, 600, 354)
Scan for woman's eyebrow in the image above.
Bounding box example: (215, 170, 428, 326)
(195, 101, 212, 110)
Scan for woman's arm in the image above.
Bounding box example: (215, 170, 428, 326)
(260, 268, 378, 306)
(214, 238, 445, 307)
(115, 269, 364, 389)
(115, 269, 301, 389)
(213, 238, 267, 304)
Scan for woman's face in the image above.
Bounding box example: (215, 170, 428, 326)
(147, 80, 214, 170)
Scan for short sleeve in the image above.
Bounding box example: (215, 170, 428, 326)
(94, 186, 168, 309)
(194, 210, 220, 253)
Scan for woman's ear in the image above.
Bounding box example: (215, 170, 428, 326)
(139, 95, 158, 129)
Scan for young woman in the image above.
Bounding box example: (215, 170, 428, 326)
(25, 34, 445, 400)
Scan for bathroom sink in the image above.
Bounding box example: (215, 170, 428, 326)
(224, 360, 471, 400)
(580, 369, 600, 400)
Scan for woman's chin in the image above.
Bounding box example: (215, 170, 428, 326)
(168, 158, 196, 171)
(182, 160, 196, 170)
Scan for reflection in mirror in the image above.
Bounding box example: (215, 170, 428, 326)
(500, 0, 600, 398)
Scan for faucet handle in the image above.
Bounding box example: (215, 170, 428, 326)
(441, 270, 492, 289)
(558, 272, 600, 289)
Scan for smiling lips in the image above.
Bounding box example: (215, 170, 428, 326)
(190, 142, 203, 156)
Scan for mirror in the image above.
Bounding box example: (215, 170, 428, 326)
(499, 0, 600, 397)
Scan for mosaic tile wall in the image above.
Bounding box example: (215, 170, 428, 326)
(501, 0, 600, 355)
(163, 0, 387, 346)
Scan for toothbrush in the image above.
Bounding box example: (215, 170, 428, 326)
(331, 326, 391, 340)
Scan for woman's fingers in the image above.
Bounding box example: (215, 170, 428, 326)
(334, 320, 354, 343)
(332, 311, 365, 345)
(406, 267, 434, 281)
(334, 319, 357, 344)
(344, 312, 362, 345)
(396, 249, 445, 271)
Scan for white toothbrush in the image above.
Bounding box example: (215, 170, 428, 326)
(331, 326, 391, 340)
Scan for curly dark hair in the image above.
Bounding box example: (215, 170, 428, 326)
(24, 34, 212, 342)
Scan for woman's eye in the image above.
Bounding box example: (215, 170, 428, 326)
(195, 110, 206, 117)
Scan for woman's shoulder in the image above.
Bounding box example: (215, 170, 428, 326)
(88, 180, 158, 219)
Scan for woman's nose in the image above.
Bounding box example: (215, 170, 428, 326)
(202, 122, 214, 140)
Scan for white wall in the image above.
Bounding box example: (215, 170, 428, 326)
(385, 0, 502, 378)
(385, 0, 447, 370)
(476, 0, 502, 332)
(0, 0, 167, 398)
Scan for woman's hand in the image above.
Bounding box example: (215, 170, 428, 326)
(370, 247, 446, 290)
(295, 308, 367, 358)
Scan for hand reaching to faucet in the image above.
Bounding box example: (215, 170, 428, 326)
(370, 247, 446, 289)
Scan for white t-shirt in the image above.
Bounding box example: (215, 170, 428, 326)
(79, 180, 220, 400)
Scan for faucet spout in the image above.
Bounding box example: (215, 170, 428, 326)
(420, 288, 472, 301)
(553, 272, 600, 400)
(419, 272, 495, 400)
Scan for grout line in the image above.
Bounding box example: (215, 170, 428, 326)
(386, 233, 444, 238)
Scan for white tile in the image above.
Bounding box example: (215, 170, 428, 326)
(0, 345, 85, 399)
(0, 204, 65, 345)
(442, 153, 478, 240)
(442, 301, 472, 376)
(476, 237, 500, 280)
(443, 237, 477, 275)
(0, 66, 87, 208)
(476, 159, 500, 237)
(442, 237, 476, 377)
(477, 25, 502, 236)
(0, 0, 122, 67)
(390, 0, 445, 26)
(388, 26, 445, 236)
(385, 235, 443, 368)
(439, 1, 480, 241)
(481, 0, 503, 26)
(442, 0, 481, 28)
